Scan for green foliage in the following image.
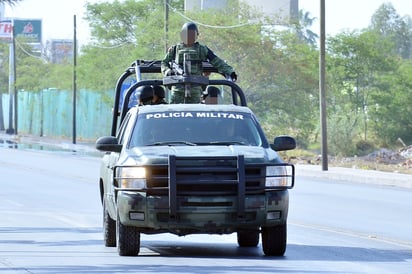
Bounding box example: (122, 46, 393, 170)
(369, 60, 412, 144)
(355, 140, 375, 156)
(327, 110, 359, 156)
(0, 43, 9, 94)
(369, 3, 412, 59)
(327, 30, 399, 150)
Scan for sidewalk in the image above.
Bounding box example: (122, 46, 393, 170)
(0, 131, 97, 155)
(2, 131, 412, 189)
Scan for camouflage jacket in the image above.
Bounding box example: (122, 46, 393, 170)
(161, 42, 235, 77)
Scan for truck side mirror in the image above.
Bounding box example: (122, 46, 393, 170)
(270, 135, 296, 151)
(96, 136, 122, 153)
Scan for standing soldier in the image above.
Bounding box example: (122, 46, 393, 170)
(161, 22, 237, 104)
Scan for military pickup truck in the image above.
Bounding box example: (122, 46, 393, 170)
(96, 60, 296, 257)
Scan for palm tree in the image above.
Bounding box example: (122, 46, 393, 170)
(291, 10, 318, 46)
(0, 0, 22, 6)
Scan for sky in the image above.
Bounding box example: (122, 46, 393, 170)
(1, 0, 411, 46)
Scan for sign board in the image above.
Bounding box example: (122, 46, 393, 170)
(49, 39, 73, 63)
(0, 19, 12, 42)
(13, 19, 42, 42)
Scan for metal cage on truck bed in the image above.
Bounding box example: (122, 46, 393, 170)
(111, 60, 248, 136)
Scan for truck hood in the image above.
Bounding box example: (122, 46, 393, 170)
(123, 145, 281, 165)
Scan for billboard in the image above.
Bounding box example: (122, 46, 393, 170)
(48, 39, 73, 63)
(0, 19, 12, 42)
(13, 19, 42, 42)
(0, 19, 42, 43)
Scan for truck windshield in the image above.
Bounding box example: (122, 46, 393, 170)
(129, 111, 264, 147)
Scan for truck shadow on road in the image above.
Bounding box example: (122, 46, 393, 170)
(142, 240, 412, 262)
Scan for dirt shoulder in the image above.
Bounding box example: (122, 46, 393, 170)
(285, 146, 412, 176)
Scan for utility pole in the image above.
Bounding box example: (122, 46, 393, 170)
(6, 22, 15, 135)
(164, 0, 169, 52)
(72, 15, 77, 144)
(319, 0, 328, 170)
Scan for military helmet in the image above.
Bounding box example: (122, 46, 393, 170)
(137, 85, 153, 105)
(153, 85, 165, 98)
(180, 22, 198, 46)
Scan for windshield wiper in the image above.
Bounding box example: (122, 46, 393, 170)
(147, 141, 197, 146)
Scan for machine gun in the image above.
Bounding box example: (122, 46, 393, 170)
(167, 53, 202, 101)
(171, 61, 184, 75)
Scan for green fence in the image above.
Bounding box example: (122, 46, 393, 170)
(1, 89, 114, 141)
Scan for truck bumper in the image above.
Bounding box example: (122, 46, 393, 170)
(117, 190, 289, 233)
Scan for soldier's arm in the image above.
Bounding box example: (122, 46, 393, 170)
(161, 46, 175, 75)
(205, 46, 235, 75)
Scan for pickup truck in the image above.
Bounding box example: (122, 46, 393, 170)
(96, 60, 296, 256)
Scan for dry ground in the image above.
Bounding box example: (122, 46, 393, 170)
(283, 146, 412, 175)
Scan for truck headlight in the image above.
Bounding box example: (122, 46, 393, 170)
(265, 165, 290, 187)
(117, 167, 146, 189)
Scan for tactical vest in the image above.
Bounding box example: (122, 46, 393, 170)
(174, 43, 203, 75)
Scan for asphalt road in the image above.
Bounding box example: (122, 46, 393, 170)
(1, 146, 412, 273)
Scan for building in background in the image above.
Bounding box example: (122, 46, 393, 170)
(45, 39, 73, 64)
(185, 0, 229, 11)
(184, 0, 299, 24)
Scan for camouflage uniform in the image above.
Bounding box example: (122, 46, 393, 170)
(161, 42, 236, 104)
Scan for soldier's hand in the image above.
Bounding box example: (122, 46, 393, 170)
(230, 72, 237, 82)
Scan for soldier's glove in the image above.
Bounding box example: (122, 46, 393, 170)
(230, 72, 237, 82)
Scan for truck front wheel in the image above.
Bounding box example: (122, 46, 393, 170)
(237, 229, 260, 247)
(103, 199, 116, 247)
(261, 223, 287, 256)
(116, 211, 140, 256)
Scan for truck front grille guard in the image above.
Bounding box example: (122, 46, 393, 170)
(114, 157, 295, 221)
(168, 155, 247, 220)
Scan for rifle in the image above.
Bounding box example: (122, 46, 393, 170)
(170, 61, 184, 75)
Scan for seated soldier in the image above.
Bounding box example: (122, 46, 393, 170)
(137, 86, 154, 106)
(202, 86, 220, 104)
(152, 85, 168, 105)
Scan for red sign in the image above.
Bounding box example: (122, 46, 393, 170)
(0, 19, 13, 41)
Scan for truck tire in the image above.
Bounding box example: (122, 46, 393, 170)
(116, 211, 140, 256)
(103, 199, 116, 247)
(237, 229, 260, 247)
(261, 223, 287, 256)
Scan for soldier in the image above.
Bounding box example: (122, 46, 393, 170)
(137, 85, 154, 106)
(161, 22, 237, 104)
(152, 85, 168, 105)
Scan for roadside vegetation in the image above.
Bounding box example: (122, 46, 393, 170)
(0, 0, 411, 172)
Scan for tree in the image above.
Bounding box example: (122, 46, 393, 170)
(291, 10, 318, 46)
(80, 0, 321, 145)
(0, 0, 22, 5)
(327, 30, 400, 153)
(369, 3, 412, 59)
(78, 0, 184, 91)
(369, 60, 412, 144)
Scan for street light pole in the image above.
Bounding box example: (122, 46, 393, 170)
(319, 0, 328, 170)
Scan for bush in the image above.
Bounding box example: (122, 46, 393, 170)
(355, 140, 375, 156)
